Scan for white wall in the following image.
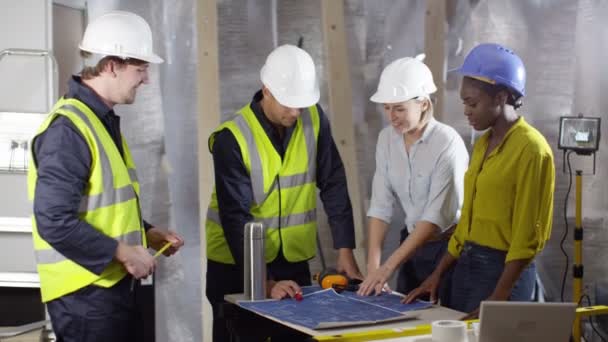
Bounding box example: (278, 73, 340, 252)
(53, 3, 84, 96)
(0, 0, 84, 279)
(0, 0, 51, 287)
(0, 0, 52, 113)
(0, 0, 83, 223)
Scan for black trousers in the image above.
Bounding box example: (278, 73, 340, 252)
(46, 275, 152, 342)
(206, 251, 312, 342)
(396, 227, 452, 303)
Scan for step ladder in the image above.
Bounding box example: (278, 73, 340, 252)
(0, 48, 58, 341)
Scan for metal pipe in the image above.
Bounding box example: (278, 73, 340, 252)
(572, 170, 583, 341)
(271, 0, 278, 49)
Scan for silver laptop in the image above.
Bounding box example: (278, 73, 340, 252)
(479, 301, 577, 342)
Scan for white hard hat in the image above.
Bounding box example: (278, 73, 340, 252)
(370, 54, 437, 103)
(260, 44, 320, 108)
(79, 11, 163, 64)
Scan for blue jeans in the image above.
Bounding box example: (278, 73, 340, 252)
(448, 242, 537, 313)
(397, 228, 452, 303)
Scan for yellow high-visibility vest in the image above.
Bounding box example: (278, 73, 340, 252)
(206, 104, 320, 264)
(28, 98, 146, 302)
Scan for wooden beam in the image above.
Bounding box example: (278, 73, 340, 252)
(320, 0, 366, 271)
(197, 0, 220, 341)
(424, 0, 447, 121)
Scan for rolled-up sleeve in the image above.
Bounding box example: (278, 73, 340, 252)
(419, 137, 469, 231)
(506, 145, 555, 262)
(447, 226, 465, 258)
(367, 129, 395, 224)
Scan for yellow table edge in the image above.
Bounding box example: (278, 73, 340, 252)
(314, 320, 478, 342)
(312, 305, 608, 341)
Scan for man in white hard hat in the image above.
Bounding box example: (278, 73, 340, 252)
(206, 44, 362, 341)
(28, 11, 184, 342)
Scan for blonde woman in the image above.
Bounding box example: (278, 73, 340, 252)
(358, 56, 468, 300)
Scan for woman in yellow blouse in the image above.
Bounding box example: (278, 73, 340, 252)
(405, 43, 555, 318)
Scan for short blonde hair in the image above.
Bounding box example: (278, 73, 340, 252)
(417, 96, 434, 125)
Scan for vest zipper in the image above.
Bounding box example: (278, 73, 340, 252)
(276, 175, 283, 253)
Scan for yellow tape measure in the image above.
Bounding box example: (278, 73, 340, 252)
(153, 242, 173, 258)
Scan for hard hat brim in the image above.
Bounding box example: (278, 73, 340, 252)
(449, 66, 489, 80)
(369, 91, 409, 104)
(450, 67, 491, 83)
(145, 53, 164, 64)
(79, 44, 164, 64)
(369, 89, 436, 104)
(370, 92, 395, 104)
(273, 89, 320, 109)
(451, 66, 525, 97)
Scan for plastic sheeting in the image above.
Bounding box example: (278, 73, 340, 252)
(87, 1, 200, 341)
(346, 0, 608, 308)
(441, 2, 608, 336)
(339, 0, 428, 285)
(441, 0, 608, 308)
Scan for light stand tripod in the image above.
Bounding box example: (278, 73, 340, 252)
(558, 114, 603, 341)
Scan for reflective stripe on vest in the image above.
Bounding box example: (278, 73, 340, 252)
(206, 207, 317, 232)
(232, 110, 317, 205)
(35, 230, 142, 264)
(79, 183, 137, 212)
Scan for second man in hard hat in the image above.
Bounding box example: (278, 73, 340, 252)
(206, 44, 362, 341)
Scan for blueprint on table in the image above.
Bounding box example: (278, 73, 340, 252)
(300, 285, 433, 313)
(238, 287, 433, 330)
(340, 289, 433, 313)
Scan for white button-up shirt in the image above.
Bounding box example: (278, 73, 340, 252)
(367, 118, 469, 233)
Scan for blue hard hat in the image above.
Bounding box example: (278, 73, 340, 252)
(453, 43, 526, 97)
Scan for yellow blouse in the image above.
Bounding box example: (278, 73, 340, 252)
(448, 117, 555, 263)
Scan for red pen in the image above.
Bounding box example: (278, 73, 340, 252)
(294, 292, 303, 301)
